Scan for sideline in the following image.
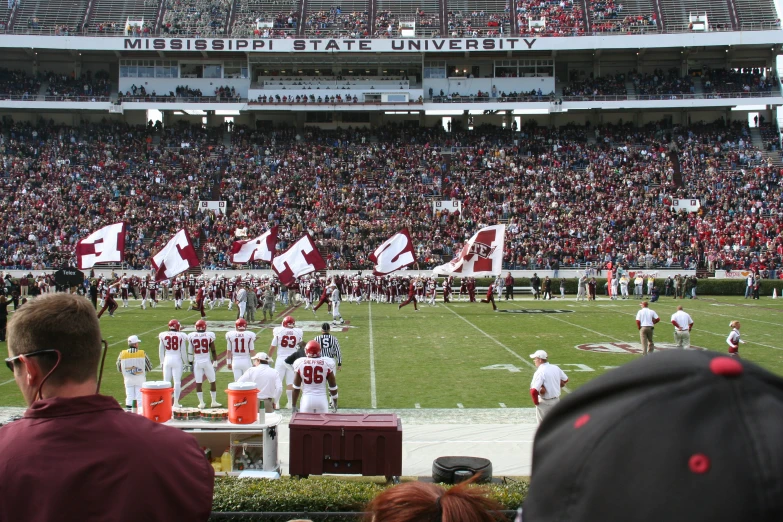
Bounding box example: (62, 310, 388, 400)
(369, 300, 377, 409)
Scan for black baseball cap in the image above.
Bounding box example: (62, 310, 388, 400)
(522, 350, 783, 522)
(321, 322, 330, 332)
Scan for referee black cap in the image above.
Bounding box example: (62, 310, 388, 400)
(523, 350, 783, 522)
(321, 322, 330, 332)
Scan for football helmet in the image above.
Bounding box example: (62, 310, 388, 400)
(283, 316, 296, 328)
(305, 340, 321, 358)
(168, 319, 181, 331)
(235, 318, 248, 331)
(195, 319, 207, 332)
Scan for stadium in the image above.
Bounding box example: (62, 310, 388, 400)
(1, 0, 783, 519)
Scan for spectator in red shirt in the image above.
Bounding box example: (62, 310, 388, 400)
(0, 293, 214, 522)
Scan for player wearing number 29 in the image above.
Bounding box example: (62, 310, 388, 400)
(225, 318, 256, 381)
(292, 340, 338, 413)
(159, 319, 190, 408)
(187, 319, 221, 409)
(268, 315, 304, 408)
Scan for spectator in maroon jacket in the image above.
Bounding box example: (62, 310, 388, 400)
(0, 293, 214, 522)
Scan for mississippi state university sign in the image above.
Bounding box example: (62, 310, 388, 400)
(576, 342, 706, 354)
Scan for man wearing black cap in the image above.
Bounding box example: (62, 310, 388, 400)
(522, 350, 783, 522)
(635, 301, 660, 355)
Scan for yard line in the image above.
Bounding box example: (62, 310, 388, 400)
(457, 403, 464, 409)
(415, 403, 421, 409)
(0, 378, 16, 387)
(369, 300, 377, 409)
(499, 402, 507, 408)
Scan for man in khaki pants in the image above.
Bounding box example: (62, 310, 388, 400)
(529, 350, 569, 424)
(670, 305, 694, 349)
(635, 301, 660, 355)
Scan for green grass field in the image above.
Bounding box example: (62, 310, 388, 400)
(2, 294, 783, 408)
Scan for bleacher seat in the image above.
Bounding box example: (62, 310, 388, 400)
(734, 0, 780, 31)
(589, 0, 658, 34)
(304, 0, 369, 37)
(88, 0, 162, 35)
(374, 0, 440, 38)
(14, 0, 89, 34)
(449, 0, 510, 37)
(232, 0, 300, 37)
(658, 0, 732, 32)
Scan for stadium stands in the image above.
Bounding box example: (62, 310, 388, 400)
(304, 1, 369, 37)
(87, 0, 162, 35)
(734, 0, 780, 31)
(374, 0, 440, 38)
(14, 0, 89, 34)
(447, 0, 510, 37)
(588, 0, 658, 34)
(3, 117, 777, 274)
(516, 0, 585, 36)
(658, 0, 732, 32)
(231, 0, 300, 37)
(161, 0, 230, 36)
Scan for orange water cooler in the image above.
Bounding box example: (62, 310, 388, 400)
(227, 382, 258, 424)
(141, 381, 173, 423)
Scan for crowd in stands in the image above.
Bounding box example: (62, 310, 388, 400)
(630, 69, 694, 97)
(517, 0, 585, 37)
(232, 11, 299, 38)
(447, 10, 508, 38)
(562, 72, 627, 97)
(373, 10, 439, 38)
(0, 117, 781, 274)
(589, 0, 657, 33)
(305, 7, 369, 37)
(162, 0, 230, 36)
(702, 67, 777, 96)
(255, 93, 359, 103)
(46, 71, 111, 100)
(0, 68, 41, 98)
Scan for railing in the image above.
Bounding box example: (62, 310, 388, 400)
(0, 93, 110, 101)
(0, 19, 779, 37)
(431, 91, 781, 103)
(118, 95, 242, 103)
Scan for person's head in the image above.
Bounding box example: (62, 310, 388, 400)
(731, 320, 741, 330)
(530, 350, 548, 367)
(321, 322, 331, 334)
(127, 335, 141, 349)
(251, 352, 270, 366)
(364, 479, 502, 522)
(6, 293, 102, 405)
(523, 350, 783, 522)
(640, 301, 649, 308)
(677, 305, 683, 311)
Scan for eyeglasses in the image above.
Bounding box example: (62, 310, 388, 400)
(4, 349, 60, 372)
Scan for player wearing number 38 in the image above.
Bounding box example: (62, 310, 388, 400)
(292, 340, 339, 413)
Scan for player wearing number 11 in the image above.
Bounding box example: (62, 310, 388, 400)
(226, 318, 256, 381)
(187, 320, 221, 409)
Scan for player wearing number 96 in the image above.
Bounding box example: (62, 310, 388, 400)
(225, 318, 256, 381)
(159, 319, 190, 408)
(292, 340, 338, 413)
(268, 315, 304, 408)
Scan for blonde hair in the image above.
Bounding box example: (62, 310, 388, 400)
(730, 320, 741, 329)
(7, 293, 102, 386)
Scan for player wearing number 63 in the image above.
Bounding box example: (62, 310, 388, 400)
(292, 340, 338, 414)
(268, 315, 304, 409)
(187, 320, 221, 409)
(225, 318, 256, 381)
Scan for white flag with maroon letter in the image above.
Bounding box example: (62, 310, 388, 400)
(370, 228, 416, 276)
(271, 233, 326, 286)
(230, 226, 278, 264)
(76, 222, 126, 270)
(433, 224, 505, 277)
(151, 229, 200, 282)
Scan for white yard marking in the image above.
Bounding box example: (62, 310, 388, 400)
(457, 403, 464, 409)
(0, 378, 16, 387)
(415, 403, 421, 409)
(499, 402, 507, 408)
(443, 303, 572, 393)
(369, 300, 377, 409)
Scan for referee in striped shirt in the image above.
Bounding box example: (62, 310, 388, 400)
(315, 322, 342, 371)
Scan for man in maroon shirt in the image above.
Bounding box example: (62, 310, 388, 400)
(1, 293, 214, 522)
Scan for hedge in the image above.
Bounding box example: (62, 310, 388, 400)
(211, 476, 528, 518)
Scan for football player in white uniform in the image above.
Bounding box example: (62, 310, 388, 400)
(158, 319, 189, 408)
(226, 318, 256, 380)
(187, 319, 221, 409)
(268, 315, 304, 408)
(292, 340, 338, 414)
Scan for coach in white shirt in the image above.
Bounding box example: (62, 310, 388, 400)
(529, 350, 568, 425)
(237, 352, 283, 409)
(670, 305, 694, 350)
(636, 301, 660, 355)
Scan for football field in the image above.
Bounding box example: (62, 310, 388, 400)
(1, 294, 783, 408)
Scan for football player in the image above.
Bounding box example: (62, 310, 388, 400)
(268, 315, 304, 408)
(188, 319, 221, 409)
(292, 340, 338, 414)
(158, 319, 189, 408)
(225, 318, 256, 381)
